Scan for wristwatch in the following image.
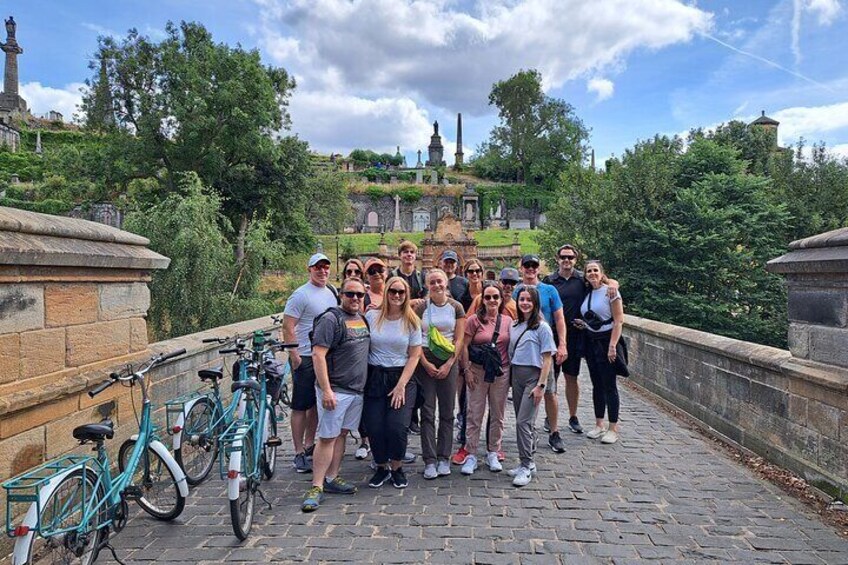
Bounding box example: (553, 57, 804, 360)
(536, 383, 546, 389)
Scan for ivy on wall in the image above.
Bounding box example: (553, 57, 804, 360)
(474, 183, 554, 215)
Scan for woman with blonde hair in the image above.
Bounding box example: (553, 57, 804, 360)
(413, 268, 466, 479)
(363, 277, 423, 488)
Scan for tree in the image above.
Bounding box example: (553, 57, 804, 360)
(477, 69, 588, 188)
(541, 136, 790, 348)
(82, 21, 301, 261)
(304, 171, 353, 234)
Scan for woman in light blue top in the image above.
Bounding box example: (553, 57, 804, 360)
(507, 286, 556, 487)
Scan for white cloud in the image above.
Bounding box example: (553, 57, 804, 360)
(772, 101, 848, 141)
(82, 22, 120, 38)
(792, 0, 844, 64)
(829, 143, 848, 158)
(255, 0, 713, 114)
(587, 78, 614, 102)
(19, 82, 85, 121)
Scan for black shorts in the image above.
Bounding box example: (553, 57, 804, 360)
(554, 331, 584, 379)
(291, 356, 317, 411)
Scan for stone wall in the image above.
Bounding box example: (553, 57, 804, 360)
(624, 314, 848, 494)
(349, 194, 457, 233)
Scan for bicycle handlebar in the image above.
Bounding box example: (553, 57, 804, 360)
(88, 379, 114, 398)
(219, 348, 239, 354)
(202, 337, 228, 344)
(159, 348, 186, 362)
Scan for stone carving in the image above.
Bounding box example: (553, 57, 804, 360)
(430, 170, 438, 185)
(5, 17, 15, 40)
(416, 149, 423, 168)
(425, 121, 445, 167)
(392, 194, 401, 232)
(465, 202, 474, 220)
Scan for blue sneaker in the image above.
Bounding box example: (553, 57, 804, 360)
(324, 476, 357, 495)
(301, 486, 324, 512)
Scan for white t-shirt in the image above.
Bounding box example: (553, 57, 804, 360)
(282, 282, 339, 356)
(414, 298, 465, 349)
(365, 310, 422, 368)
(509, 320, 556, 369)
(580, 285, 622, 333)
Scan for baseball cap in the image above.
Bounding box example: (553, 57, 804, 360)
(308, 253, 331, 267)
(521, 254, 541, 266)
(441, 250, 459, 262)
(499, 267, 520, 283)
(363, 257, 387, 273)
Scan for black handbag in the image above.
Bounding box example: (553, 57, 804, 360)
(614, 337, 629, 377)
(468, 314, 504, 383)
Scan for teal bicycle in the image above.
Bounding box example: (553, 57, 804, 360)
(219, 331, 294, 539)
(3, 349, 189, 565)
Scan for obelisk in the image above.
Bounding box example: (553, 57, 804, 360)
(1, 16, 27, 114)
(454, 113, 464, 168)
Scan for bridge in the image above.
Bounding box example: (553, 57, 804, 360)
(0, 206, 846, 563)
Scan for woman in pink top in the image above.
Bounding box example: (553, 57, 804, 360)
(459, 281, 513, 475)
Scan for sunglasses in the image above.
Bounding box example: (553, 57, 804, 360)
(483, 294, 501, 301)
(559, 255, 577, 261)
(345, 268, 362, 276)
(466, 268, 483, 274)
(312, 264, 330, 271)
(367, 267, 385, 275)
(387, 288, 406, 297)
(342, 291, 365, 299)
(522, 263, 539, 269)
(500, 280, 518, 285)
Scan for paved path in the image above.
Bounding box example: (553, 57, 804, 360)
(106, 375, 848, 564)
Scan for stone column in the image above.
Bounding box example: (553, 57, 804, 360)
(767, 227, 848, 367)
(1, 17, 26, 113)
(392, 194, 401, 232)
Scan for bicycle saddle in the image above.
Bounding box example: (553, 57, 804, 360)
(198, 365, 224, 381)
(231, 380, 261, 394)
(73, 419, 115, 442)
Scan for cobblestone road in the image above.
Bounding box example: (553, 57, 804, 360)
(106, 374, 848, 564)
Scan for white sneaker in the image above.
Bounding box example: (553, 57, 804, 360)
(601, 430, 619, 444)
(586, 425, 608, 440)
(512, 466, 533, 487)
(423, 463, 437, 480)
(461, 455, 477, 475)
(355, 444, 370, 460)
(436, 460, 451, 476)
(507, 462, 536, 477)
(486, 452, 502, 473)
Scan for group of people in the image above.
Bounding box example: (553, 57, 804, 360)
(282, 241, 625, 513)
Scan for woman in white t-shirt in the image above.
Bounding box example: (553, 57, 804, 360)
(362, 277, 422, 489)
(412, 269, 466, 480)
(508, 286, 556, 487)
(576, 260, 625, 445)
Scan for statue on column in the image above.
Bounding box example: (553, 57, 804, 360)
(5, 17, 15, 41)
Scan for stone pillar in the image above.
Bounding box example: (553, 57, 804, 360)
(454, 113, 464, 168)
(766, 227, 848, 367)
(415, 169, 423, 184)
(392, 194, 401, 232)
(0, 16, 27, 114)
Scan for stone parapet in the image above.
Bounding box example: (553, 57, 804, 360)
(767, 226, 848, 367)
(624, 314, 848, 496)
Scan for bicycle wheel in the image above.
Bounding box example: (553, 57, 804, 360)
(118, 439, 185, 521)
(229, 431, 256, 540)
(175, 397, 219, 486)
(27, 468, 104, 565)
(261, 406, 277, 479)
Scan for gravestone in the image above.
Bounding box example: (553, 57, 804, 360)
(430, 170, 438, 185)
(390, 176, 398, 185)
(415, 169, 423, 184)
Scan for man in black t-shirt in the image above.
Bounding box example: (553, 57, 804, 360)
(391, 240, 427, 299)
(441, 250, 471, 311)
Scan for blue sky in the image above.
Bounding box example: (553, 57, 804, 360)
(10, 0, 848, 165)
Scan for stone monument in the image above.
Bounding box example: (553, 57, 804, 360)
(0, 16, 27, 115)
(392, 194, 402, 232)
(416, 149, 423, 168)
(460, 184, 479, 230)
(425, 121, 446, 167)
(454, 113, 464, 169)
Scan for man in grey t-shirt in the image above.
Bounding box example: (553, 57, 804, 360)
(302, 279, 370, 513)
(283, 253, 339, 473)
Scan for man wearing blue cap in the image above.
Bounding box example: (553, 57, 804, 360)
(283, 253, 339, 473)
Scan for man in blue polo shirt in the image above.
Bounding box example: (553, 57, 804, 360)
(513, 254, 568, 453)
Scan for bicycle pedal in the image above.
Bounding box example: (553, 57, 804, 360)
(123, 486, 143, 500)
(265, 436, 282, 447)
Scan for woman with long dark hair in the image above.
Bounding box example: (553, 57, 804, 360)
(459, 281, 513, 475)
(508, 286, 556, 487)
(363, 277, 422, 488)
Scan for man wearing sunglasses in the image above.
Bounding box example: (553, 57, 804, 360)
(543, 244, 620, 436)
(513, 254, 569, 454)
(283, 253, 340, 473)
(303, 278, 371, 512)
